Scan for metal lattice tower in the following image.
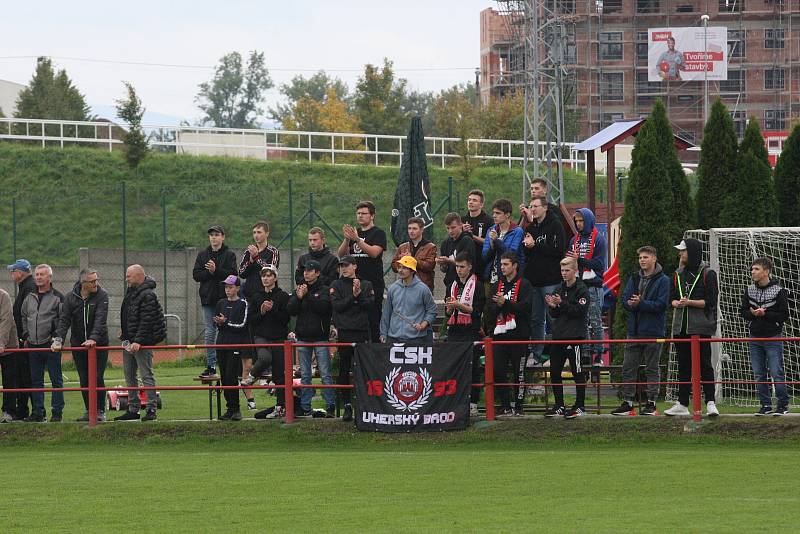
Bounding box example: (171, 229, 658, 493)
(497, 1, 574, 204)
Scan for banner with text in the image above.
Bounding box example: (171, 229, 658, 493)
(354, 342, 473, 432)
(648, 27, 728, 82)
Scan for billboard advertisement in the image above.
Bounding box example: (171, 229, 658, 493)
(648, 27, 728, 82)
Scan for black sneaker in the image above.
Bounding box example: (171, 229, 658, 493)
(230, 411, 242, 421)
(114, 410, 140, 422)
(755, 406, 773, 416)
(219, 411, 233, 421)
(142, 410, 157, 421)
(342, 404, 353, 422)
(773, 405, 789, 416)
(24, 412, 46, 422)
(50, 413, 63, 422)
(199, 367, 216, 378)
(544, 406, 565, 417)
(297, 409, 313, 417)
(497, 406, 514, 416)
(564, 406, 585, 419)
(513, 404, 524, 416)
(325, 405, 336, 418)
(640, 402, 658, 416)
(611, 401, 634, 416)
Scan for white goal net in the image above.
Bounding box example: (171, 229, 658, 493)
(666, 228, 800, 407)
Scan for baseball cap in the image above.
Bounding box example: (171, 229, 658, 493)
(223, 275, 240, 286)
(260, 264, 278, 276)
(338, 255, 356, 266)
(304, 259, 322, 272)
(6, 259, 31, 272)
(207, 225, 225, 235)
(674, 240, 687, 251)
(397, 255, 417, 272)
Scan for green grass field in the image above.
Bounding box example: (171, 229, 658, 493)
(2, 361, 800, 532)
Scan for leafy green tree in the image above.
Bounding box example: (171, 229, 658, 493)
(353, 58, 410, 135)
(719, 118, 776, 227)
(15, 57, 91, 121)
(774, 123, 800, 226)
(694, 98, 738, 229)
(612, 100, 684, 360)
(270, 71, 349, 126)
(432, 84, 479, 183)
(196, 51, 273, 128)
(115, 82, 148, 169)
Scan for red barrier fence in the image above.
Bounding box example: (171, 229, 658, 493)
(3, 336, 800, 427)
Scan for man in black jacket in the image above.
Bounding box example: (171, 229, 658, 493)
(330, 255, 375, 422)
(487, 251, 532, 416)
(544, 256, 589, 419)
(54, 269, 110, 422)
(295, 227, 339, 287)
(287, 260, 334, 417)
(192, 225, 237, 377)
(521, 196, 566, 365)
(437, 213, 475, 293)
(5, 259, 34, 420)
(741, 257, 790, 415)
(116, 265, 164, 422)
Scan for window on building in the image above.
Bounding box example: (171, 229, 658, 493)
(676, 94, 695, 103)
(636, 71, 662, 94)
(599, 32, 623, 61)
(764, 109, 786, 131)
(601, 72, 624, 101)
(719, 70, 745, 94)
(563, 26, 577, 64)
(675, 3, 698, 13)
(728, 30, 745, 58)
(765, 28, 785, 49)
(765, 68, 785, 90)
(636, 0, 660, 13)
(636, 32, 648, 61)
(719, 0, 744, 12)
(601, 113, 625, 128)
(601, 0, 623, 14)
(676, 131, 696, 144)
(730, 111, 746, 139)
(545, 0, 575, 13)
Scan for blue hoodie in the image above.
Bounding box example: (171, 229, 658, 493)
(569, 208, 607, 287)
(380, 275, 437, 341)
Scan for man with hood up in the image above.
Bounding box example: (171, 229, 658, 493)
(612, 246, 670, 416)
(665, 238, 720, 417)
(54, 269, 110, 422)
(567, 208, 607, 372)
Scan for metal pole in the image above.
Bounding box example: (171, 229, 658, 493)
(691, 335, 702, 422)
(162, 189, 168, 319)
(122, 181, 128, 293)
(284, 340, 295, 423)
(447, 176, 453, 214)
(88, 345, 98, 427)
(11, 197, 17, 262)
(483, 338, 495, 421)
(288, 179, 294, 276)
(309, 192, 315, 228)
(702, 14, 710, 126)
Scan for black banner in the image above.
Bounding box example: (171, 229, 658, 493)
(354, 342, 473, 432)
(390, 116, 433, 247)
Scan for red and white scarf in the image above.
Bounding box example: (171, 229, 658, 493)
(447, 274, 477, 326)
(494, 277, 522, 335)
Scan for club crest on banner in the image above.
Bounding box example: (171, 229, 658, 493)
(385, 367, 432, 412)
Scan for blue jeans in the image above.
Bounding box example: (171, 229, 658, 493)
(585, 285, 605, 357)
(29, 348, 64, 416)
(297, 341, 334, 411)
(202, 305, 217, 369)
(749, 339, 789, 407)
(530, 284, 560, 358)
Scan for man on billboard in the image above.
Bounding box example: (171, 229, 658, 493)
(655, 36, 684, 81)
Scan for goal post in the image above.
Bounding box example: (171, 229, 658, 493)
(666, 227, 800, 407)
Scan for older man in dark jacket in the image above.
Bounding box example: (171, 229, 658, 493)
(116, 265, 165, 422)
(55, 268, 110, 422)
(7, 259, 35, 420)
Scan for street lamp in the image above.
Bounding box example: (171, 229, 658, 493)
(702, 14, 710, 126)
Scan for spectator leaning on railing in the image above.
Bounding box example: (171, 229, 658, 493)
(213, 275, 250, 422)
(7, 259, 35, 421)
(0, 287, 19, 423)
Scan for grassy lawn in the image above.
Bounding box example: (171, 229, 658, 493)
(0, 419, 799, 532)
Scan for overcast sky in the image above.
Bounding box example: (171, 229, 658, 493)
(2, 0, 495, 125)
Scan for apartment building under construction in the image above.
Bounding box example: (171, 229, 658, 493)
(480, 1, 799, 145)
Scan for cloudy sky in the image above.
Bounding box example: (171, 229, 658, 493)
(2, 0, 495, 124)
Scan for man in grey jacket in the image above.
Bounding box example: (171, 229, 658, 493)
(379, 256, 436, 344)
(20, 264, 64, 422)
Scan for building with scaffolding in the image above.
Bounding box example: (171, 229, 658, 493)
(480, 1, 799, 145)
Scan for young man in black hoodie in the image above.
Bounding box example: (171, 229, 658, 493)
(330, 255, 375, 422)
(287, 259, 334, 417)
(665, 238, 720, 417)
(54, 269, 110, 422)
(239, 220, 280, 300)
(243, 265, 290, 419)
(487, 251, 532, 416)
(521, 196, 566, 365)
(295, 227, 339, 287)
(193, 225, 237, 378)
(544, 256, 589, 419)
(214, 275, 250, 421)
(741, 257, 790, 415)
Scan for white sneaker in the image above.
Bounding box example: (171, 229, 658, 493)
(240, 374, 256, 386)
(0, 412, 13, 423)
(664, 402, 690, 416)
(706, 401, 719, 417)
(247, 399, 257, 411)
(469, 403, 479, 417)
(265, 406, 285, 419)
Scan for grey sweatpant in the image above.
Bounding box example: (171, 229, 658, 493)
(123, 348, 157, 412)
(621, 341, 661, 402)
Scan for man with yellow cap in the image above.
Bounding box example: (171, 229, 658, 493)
(380, 256, 437, 344)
